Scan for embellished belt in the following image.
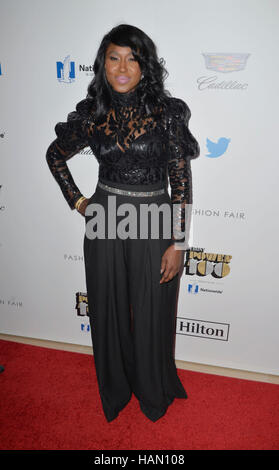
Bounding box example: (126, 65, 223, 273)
(97, 181, 165, 197)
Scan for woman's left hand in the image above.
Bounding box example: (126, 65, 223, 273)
(160, 244, 185, 284)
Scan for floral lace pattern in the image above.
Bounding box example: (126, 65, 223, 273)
(45, 85, 200, 242)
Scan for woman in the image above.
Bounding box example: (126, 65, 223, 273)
(46, 24, 200, 423)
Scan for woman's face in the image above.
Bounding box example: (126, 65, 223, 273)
(105, 42, 141, 93)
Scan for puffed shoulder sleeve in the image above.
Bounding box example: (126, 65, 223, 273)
(45, 97, 95, 210)
(167, 97, 200, 248)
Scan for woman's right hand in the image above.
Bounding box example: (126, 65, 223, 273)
(76, 198, 90, 217)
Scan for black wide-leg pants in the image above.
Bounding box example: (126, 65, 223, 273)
(83, 178, 187, 423)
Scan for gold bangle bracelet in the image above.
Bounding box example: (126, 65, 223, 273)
(75, 196, 86, 210)
(76, 196, 86, 209)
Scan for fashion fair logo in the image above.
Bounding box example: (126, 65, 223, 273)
(84, 196, 193, 250)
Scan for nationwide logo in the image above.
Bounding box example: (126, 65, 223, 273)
(81, 323, 90, 332)
(56, 55, 75, 83)
(56, 56, 94, 83)
(187, 282, 223, 295)
(185, 247, 232, 278)
(198, 52, 250, 91)
(176, 317, 230, 341)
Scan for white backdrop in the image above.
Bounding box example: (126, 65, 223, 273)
(1, 0, 278, 376)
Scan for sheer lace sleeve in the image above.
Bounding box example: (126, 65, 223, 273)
(46, 97, 94, 210)
(167, 98, 200, 248)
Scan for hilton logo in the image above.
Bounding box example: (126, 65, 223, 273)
(177, 317, 230, 341)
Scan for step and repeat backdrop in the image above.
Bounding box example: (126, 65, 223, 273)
(1, 0, 278, 375)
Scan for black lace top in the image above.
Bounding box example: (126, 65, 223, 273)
(46, 83, 200, 243)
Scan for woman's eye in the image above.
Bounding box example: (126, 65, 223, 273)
(109, 56, 137, 61)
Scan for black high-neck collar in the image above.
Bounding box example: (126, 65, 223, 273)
(110, 83, 141, 108)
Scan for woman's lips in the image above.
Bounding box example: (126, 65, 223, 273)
(116, 76, 131, 84)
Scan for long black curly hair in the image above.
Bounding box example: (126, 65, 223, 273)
(86, 24, 171, 122)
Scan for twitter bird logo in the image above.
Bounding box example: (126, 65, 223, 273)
(206, 137, 231, 158)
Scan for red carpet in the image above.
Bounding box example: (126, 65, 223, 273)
(0, 339, 278, 450)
